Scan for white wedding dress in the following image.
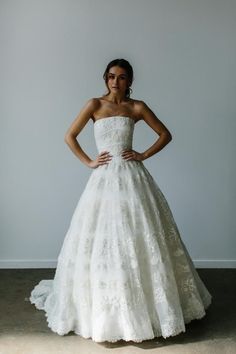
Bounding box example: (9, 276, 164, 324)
(30, 116, 212, 342)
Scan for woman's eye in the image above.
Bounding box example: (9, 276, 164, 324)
(108, 75, 126, 80)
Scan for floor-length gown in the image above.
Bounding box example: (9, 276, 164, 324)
(30, 116, 212, 343)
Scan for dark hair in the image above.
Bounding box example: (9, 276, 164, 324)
(102, 58, 134, 98)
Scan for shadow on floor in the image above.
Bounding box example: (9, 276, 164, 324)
(0, 268, 235, 351)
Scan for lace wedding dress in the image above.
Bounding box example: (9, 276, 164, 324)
(30, 116, 212, 342)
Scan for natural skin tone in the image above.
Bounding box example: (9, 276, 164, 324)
(64, 66, 172, 168)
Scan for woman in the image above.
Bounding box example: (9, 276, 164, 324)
(30, 58, 212, 343)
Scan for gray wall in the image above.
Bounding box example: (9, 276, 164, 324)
(1, 0, 235, 268)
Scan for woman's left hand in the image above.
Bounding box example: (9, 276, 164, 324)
(121, 149, 145, 161)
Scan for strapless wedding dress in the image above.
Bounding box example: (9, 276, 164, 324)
(29, 116, 212, 343)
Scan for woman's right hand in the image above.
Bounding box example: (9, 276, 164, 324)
(88, 151, 113, 169)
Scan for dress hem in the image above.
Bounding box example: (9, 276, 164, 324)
(31, 292, 212, 343)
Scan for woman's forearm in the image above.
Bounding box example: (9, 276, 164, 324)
(142, 132, 172, 160)
(64, 136, 92, 167)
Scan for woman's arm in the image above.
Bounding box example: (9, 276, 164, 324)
(137, 101, 172, 160)
(64, 98, 98, 167)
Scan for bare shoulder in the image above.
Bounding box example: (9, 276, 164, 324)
(134, 99, 172, 137)
(134, 99, 150, 115)
(64, 97, 101, 139)
(123, 98, 146, 122)
(83, 97, 101, 113)
(134, 99, 161, 121)
(132, 99, 149, 121)
(78, 97, 102, 122)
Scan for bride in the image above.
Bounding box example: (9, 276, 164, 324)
(30, 58, 212, 343)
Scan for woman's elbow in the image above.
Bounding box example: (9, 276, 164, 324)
(64, 134, 72, 144)
(164, 131, 172, 142)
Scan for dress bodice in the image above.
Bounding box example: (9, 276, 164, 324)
(94, 116, 135, 162)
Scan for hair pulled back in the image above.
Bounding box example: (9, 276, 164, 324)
(103, 58, 134, 98)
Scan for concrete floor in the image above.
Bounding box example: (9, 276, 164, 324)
(0, 269, 235, 354)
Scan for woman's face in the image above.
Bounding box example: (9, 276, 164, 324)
(107, 66, 130, 95)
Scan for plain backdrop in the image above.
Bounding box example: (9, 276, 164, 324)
(1, 0, 235, 268)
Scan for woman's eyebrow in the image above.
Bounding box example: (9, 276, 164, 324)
(108, 73, 127, 77)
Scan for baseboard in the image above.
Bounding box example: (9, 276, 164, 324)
(0, 260, 57, 268)
(0, 259, 235, 269)
(193, 259, 236, 268)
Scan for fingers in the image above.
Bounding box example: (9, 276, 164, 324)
(99, 150, 110, 156)
(97, 150, 139, 165)
(121, 149, 135, 160)
(98, 151, 112, 165)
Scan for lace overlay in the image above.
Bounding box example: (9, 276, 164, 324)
(30, 116, 212, 342)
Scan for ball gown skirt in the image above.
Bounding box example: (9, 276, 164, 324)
(29, 116, 212, 343)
